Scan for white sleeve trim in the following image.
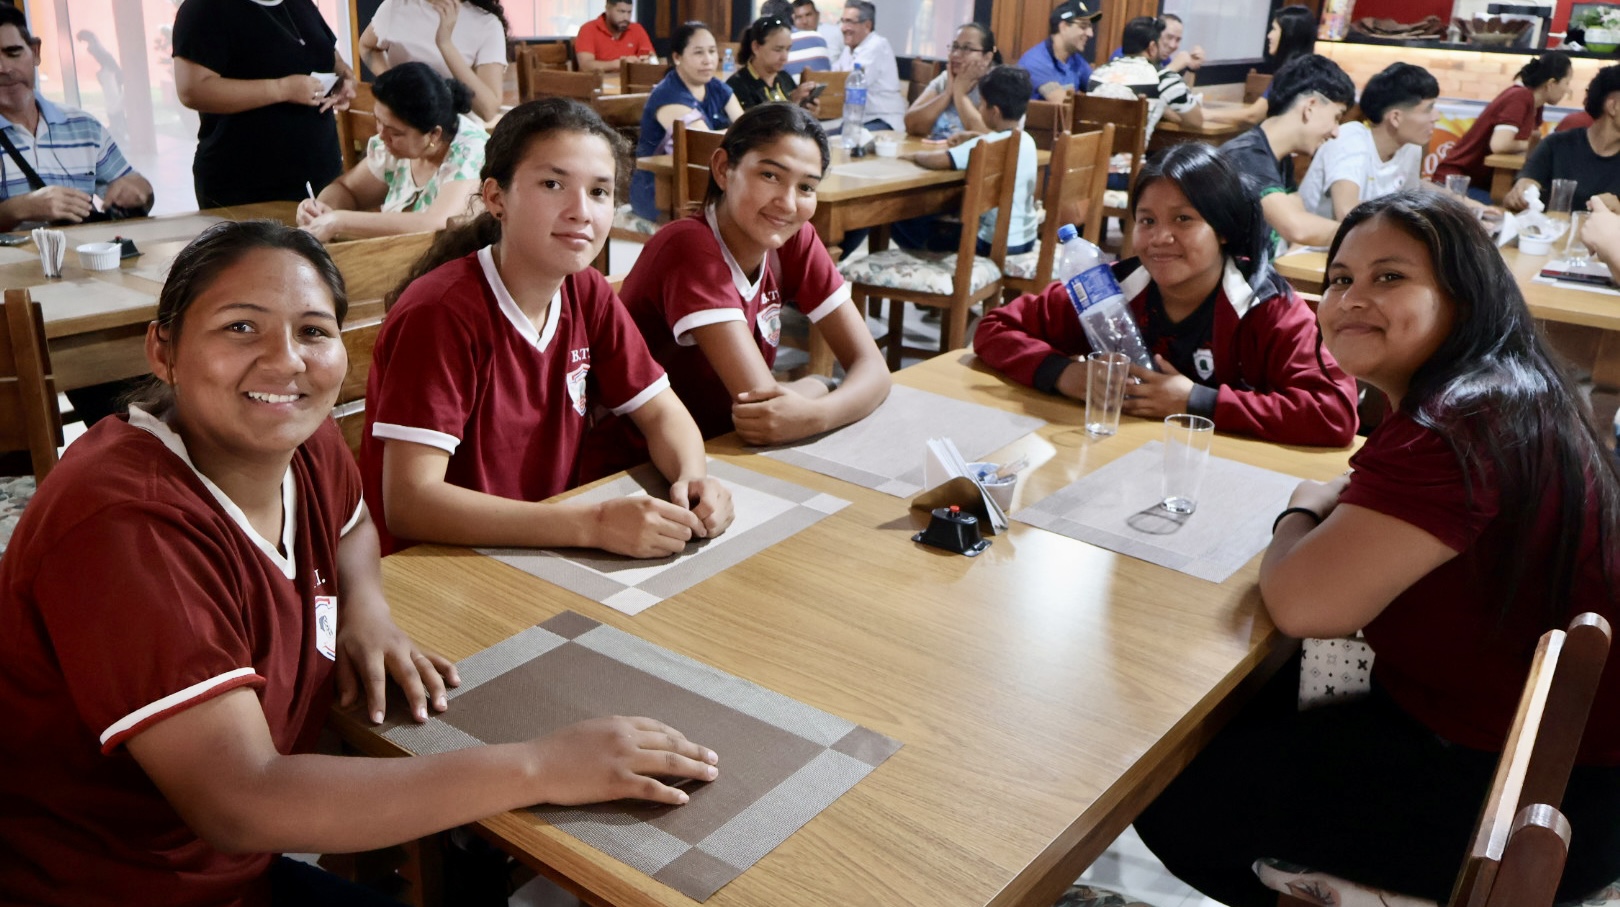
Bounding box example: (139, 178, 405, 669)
(611, 373, 671, 416)
(371, 422, 461, 455)
(100, 667, 259, 747)
(341, 499, 367, 537)
(671, 308, 746, 347)
(802, 282, 851, 324)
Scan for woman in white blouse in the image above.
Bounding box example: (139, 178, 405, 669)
(298, 63, 488, 241)
(360, 0, 508, 121)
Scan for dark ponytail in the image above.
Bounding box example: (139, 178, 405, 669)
(737, 15, 791, 68)
(1516, 50, 1573, 89)
(372, 61, 475, 142)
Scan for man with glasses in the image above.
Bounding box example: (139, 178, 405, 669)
(835, 0, 905, 133)
(1108, 13, 1205, 76)
(0, 5, 150, 230)
(1017, 0, 1100, 102)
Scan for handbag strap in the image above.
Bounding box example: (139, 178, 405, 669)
(0, 127, 47, 191)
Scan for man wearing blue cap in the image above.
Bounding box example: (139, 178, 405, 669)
(1017, 0, 1100, 102)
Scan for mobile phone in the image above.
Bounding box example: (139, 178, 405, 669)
(801, 82, 827, 104)
(0, 232, 27, 245)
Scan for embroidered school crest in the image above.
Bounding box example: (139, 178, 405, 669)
(314, 595, 337, 660)
(756, 301, 782, 348)
(1193, 348, 1215, 381)
(566, 361, 590, 416)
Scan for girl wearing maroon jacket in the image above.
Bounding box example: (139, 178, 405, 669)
(1135, 191, 1620, 906)
(975, 142, 1359, 447)
(0, 222, 718, 907)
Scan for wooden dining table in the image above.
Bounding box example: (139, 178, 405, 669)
(7, 203, 296, 391)
(340, 351, 1356, 907)
(1485, 152, 1526, 204)
(1149, 115, 1248, 151)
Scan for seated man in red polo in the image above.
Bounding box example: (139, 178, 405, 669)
(576, 0, 656, 72)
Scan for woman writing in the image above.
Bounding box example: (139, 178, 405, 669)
(727, 16, 819, 113)
(1435, 51, 1572, 203)
(630, 22, 746, 222)
(298, 62, 488, 242)
(360, 0, 509, 123)
(903, 23, 996, 138)
(976, 142, 1359, 447)
(0, 221, 718, 906)
(1134, 190, 1620, 906)
(614, 103, 889, 447)
(363, 99, 734, 556)
(173, 0, 357, 207)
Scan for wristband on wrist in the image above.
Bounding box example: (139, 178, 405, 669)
(1272, 506, 1323, 535)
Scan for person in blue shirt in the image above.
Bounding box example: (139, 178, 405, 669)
(1016, 0, 1100, 102)
(630, 21, 744, 221)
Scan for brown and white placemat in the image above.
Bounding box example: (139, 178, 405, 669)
(1012, 441, 1299, 582)
(379, 611, 902, 902)
(761, 384, 1046, 497)
(478, 459, 848, 615)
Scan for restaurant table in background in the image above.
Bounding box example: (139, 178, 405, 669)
(339, 352, 1356, 907)
(1149, 115, 1247, 152)
(1485, 152, 1526, 204)
(6, 203, 296, 391)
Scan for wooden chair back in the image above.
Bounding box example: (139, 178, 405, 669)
(1025, 98, 1072, 152)
(335, 314, 383, 456)
(514, 41, 578, 101)
(671, 119, 727, 218)
(337, 82, 378, 172)
(1451, 613, 1611, 907)
(1072, 93, 1149, 253)
(523, 68, 603, 104)
(801, 69, 847, 120)
(908, 58, 942, 103)
(594, 91, 649, 145)
(1244, 68, 1273, 105)
(620, 58, 671, 93)
(1003, 124, 1113, 301)
(325, 231, 438, 319)
(0, 289, 61, 480)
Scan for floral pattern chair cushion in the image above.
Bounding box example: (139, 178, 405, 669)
(0, 475, 36, 557)
(1004, 245, 1042, 280)
(839, 248, 1001, 295)
(613, 204, 659, 236)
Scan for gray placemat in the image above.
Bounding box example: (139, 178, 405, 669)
(1012, 441, 1299, 582)
(478, 460, 849, 615)
(761, 384, 1046, 497)
(379, 612, 902, 902)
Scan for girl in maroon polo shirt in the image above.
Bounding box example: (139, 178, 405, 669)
(362, 99, 734, 556)
(1134, 190, 1620, 906)
(0, 222, 719, 907)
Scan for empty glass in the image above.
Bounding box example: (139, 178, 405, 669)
(1444, 174, 1471, 198)
(1084, 352, 1131, 438)
(1161, 414, 1214, 514)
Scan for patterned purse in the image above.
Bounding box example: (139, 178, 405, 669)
(1298, 635, 1375, 710)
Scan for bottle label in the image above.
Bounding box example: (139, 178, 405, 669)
(1064, 263, 1120, 313)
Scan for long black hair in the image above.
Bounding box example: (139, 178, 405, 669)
(704, 102, 829, 207)
(1131, 142, 1272, 286)
(1265, 5, 1316, 72)
(737, 15, 790, 68)
(956, 22, 1003, 65)
(1327, 190, 1620, 616)
(1517, 50, 1572, 89)
(387, 99, 628, 308)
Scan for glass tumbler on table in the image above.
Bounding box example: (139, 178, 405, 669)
(1160, 414, 1214, 514)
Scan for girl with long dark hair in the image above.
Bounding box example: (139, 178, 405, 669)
(975, 142, 1359, 446)
(362, 99, 734, 556)
(1135, 189, 1620, 906)
(1205, 5, 1320, 128)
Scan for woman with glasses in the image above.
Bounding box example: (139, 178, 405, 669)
(727, 16, 820, 113)
(903, 23, 998, 138)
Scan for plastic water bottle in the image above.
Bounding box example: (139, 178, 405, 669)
(1053, 224, 1154, 369)
(843, 63, 868, 154)
(721, 47, 736, 75)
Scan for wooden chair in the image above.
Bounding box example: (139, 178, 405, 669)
(1244, 68, 1273, 105)
(0, 289, 61, 482)
(334, 314, 384, 456)
(908, 58, 943, 103)
(1025, 98, 1073, 153)
(671, 118, 727, 219)
(337, 82, 377, 172)
(802, 69, 848, 126)
(840, 134, 1019, 368)
(1270, 613, 1614, 907)
(522, 68, 603, 104)
(1071, 93, 1149, 255)
(1001, 124, 1113, 304)
(594, 91, 649, 145)
(513, 41, 577, 103)
(620, 58, 671, 93)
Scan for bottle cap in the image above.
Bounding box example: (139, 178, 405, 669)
(1057, 224, 1078, 242)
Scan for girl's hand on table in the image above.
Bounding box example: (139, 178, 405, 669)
(336, 605, 460, 725)
(531, 716, 718, 806)
(669, 476, 734, 538)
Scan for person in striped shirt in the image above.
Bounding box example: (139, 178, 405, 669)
(0, 5, 150, 230)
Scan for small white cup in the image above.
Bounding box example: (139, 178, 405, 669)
(1519, 235, 1553, 256)
(874, 138, 900, 158)
(967, 461, 1016, 512)
(76, 242, 121, 271)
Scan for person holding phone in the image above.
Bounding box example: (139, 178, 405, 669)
(727, 16, 820, 113)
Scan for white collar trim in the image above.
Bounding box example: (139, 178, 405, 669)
(128, 406, 297, 580)
(704, 205, 765, 301)
(478, 245, 562, 352)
